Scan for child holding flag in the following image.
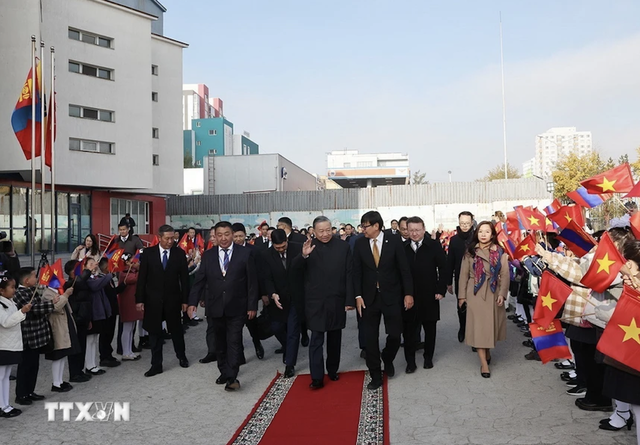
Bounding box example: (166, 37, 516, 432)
(64, 260, 93, 383)
(0, 273, 32, 418)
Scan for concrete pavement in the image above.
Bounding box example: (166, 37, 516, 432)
(2, 295, 636, 444)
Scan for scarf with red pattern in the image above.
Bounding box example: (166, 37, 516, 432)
(473, 245, 502, 295)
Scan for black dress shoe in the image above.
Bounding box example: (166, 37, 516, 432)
(522, 339, 534, 348)
(60, 382, 72, 390)
(225, 379, 241, 391)
(481, 367, 491, 378)
(457, 329, 465, 343)
(554, 360, 575, 370)
(275, 348, 284, 354)
(144, 366, 163, 377)
(199, 353, 217, 364)
(309, 379, 324, 390)
(367, 379, 382, 390)
(162, 330, 172, 340)
(100, 358, 121, 368)
(328, 373, 339, 381)
(284, 365, 295, 378)
(15, 396, 32, 406)
(406, 363, 417, 374)
(28, 393, 46, 401)
(423, 359, 434, 369)
(254, 340, 265, 360)
(599, 413, 634, 431)
(523, 331, 532, 338)
(472, 347, 477, 352)
(132, 344, 142, 353)
(507, 314, 518, 320)
(575, 398, 613, 412)
(215, 375, 227, 385)
(0, 407, 22, 417)
(179, 358, 189, 368)
(360, 349, 367, 359)
(384, 360, 395, 377)
(70, 373, 91, 383)
(51, 384, 73, 393)
(301, 332, 310, 347)
(188, 319, 199, 327)
(524, 350, 540, 361)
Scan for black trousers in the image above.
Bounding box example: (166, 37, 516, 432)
(245, 317, 260, 343)
(271, 306, 301, 367)
(571, 339, 610, 405)
(457, 304, 466, 336)
(16, 344, 41, 398)
(205, 316, 217, 354)
(403, 310, 437, 365)
(213, 315, 246, 380)
(356, 312, 366, 350)
(362, 292, 402, 378)
(309, 329, 342, 380)
(68, 322, 88, 377)
(99, 314, 117, 361)
(149, 328, 186, 368)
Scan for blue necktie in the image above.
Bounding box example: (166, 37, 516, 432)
(223, 249, 230, 273)
(162, 250, 168, 270)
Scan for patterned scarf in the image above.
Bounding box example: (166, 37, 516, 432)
(473, 245, 503, 295)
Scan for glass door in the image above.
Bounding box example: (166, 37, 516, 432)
(70, 203, 81, 249)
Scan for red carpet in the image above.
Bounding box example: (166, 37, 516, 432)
(228, 370, 389, 445)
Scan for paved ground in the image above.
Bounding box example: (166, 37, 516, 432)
(2, 294, 637, 445)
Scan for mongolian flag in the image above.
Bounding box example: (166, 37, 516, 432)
(178, 233, 194, 253)
(630, 212, 640, 240)
(556, 220, 596, 257)
(580, 232, 626, 293)
(548, 205, 585, 230)
(596, 285, 640, 373)
(544, 199, 562, 216)
(131, 249, 142, 264)
(497, 230, 516, 260)
(515, 207, 546, 231)
(580, 164, 635, 195)
(513, 233, 537, 260)
(10, 62, 43, 161)
(39, 263, 65, 294)
(107, 248, 126, 273)
(44, 89, 56, 168)
(529, 319, 572, 364)
(103, 235, 118, 256)
(73, 257, 87, 277)
(50, 259, 66, 289)
(533, 271, 573, 328)
(567, 186, 608, 209)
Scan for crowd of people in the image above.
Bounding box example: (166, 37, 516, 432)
(0, 208, 638, 445)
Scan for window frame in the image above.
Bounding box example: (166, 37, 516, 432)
(68, 27, 113, 49)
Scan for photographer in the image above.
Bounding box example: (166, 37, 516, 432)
(0, 232, 20, 276)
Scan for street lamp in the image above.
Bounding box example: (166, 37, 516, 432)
(448, 171, 452, 183)
(546, 181, 555, 194)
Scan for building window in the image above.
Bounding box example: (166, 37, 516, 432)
(68, 105, 114, 122)
(196, 141, 201, 146)
(152, 92, 158, 102)
(69, 27, 112, 49)
(110, 198, 149, 235)
(208, 129, 217, 136)
(69, 138, 114, 154)
(209, 150, 217, 155)
(151, 65, 158, 76)
(195, 122, 201, 127)
(152, 128, 159, 139)
(152, 155, 159, 166)
(69, 60, 113, 80)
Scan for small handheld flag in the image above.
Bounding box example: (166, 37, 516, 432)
(529, 319, 572, 364)
(533, 271, 573, 328)
(580, 232, 626, 293)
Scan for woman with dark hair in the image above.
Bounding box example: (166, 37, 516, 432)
(458, 221, 509, 378)
(71, 234, 101, 262)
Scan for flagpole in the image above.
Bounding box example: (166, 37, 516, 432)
(30, 35, 37, 267)
(40, 40, 46, 258)
(500, 12, 508, 180)
(50, 46, 56, 261)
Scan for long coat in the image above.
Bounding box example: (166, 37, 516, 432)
(261, 241, 304, 323)
(292, 237, 354, 332)
(118, 270, 143, 323)
(404, 238, 447, 322)
(458, 246, 509, 349)
(136, 245, 189, 335)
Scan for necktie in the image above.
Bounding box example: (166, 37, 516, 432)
(414, 241, 421, 252)
(372, 239, 380, 267)
(223, 249, 230, 273)
(162, 250, 168, 270)
(281, 253, 287, 269)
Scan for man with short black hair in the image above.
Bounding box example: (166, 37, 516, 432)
(117, 223, 143, 256)
(119, 213, 136, 236)
(254, 222, 270, 250)
(277, 217, 307, 244)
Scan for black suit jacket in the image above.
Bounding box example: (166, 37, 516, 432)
(404, 238, 447, 321)
(384, 228, 400, 238)
(188, 245, 259, 318)
(261, 242, 304, 322)
(135, 245, 189, 334)
(288, 232, 307, 244)
(353, 233, 413, 307)
(254, 236, 270, 251)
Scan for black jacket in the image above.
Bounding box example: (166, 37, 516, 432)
(446, 227, 473, 295)
(404, 238, 447, 321)
(65, 270, 93, 326)
(261, 242, 304, 322)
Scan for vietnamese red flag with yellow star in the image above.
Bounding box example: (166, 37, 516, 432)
(630, 211, 640, 240)
(513, 233, 536, 260)
(580, 163, 635, 195)
(533, 270, 573, 328)
(178, 233, 194, 253)
(497, 230, 516, 260)
(596, 285, 640, 373)
(548, 205, 585, 230)
(515, 207, 546, 231)
(580, 232, 626, 293)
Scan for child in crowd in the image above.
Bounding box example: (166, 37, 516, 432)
(0, 273, 31, 418)
(64, 260, 93, 383)
(13, 267, 56, 406)
(98, 258, 124, 368)
(117, 257, 142, 361)
(83, 258, 112, 375)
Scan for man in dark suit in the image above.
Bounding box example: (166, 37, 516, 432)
(292, 216, 354, 389)
(385, 219, 400, 237)
(254, 222, 270, 251)
(353, 211, 413, 390)
(277, 217, 307, 244)
(403, 216, 447, 372)
(261, 229, 304, 378)
(188, 221, 259, 391)
(135, 225, 190, 377)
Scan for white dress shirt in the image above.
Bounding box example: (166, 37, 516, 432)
(412, 238, 424, 252)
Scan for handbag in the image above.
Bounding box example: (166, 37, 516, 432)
(253, 308, 273, 340)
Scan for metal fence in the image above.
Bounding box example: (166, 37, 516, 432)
(167, 178, 550, 215)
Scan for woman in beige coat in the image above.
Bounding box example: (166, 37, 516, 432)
(458, 221, 509, 378)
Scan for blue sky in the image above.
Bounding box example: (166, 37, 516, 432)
(162, 0, 640, 181)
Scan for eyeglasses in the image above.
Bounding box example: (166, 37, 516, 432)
(361, 224, 372, 229)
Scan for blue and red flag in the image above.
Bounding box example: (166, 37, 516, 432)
(529, 319, 572, 364)
(44, 88, 56, 168)
(73, 257, 87, 277)
(567, 186, 608, 209)
(544, 199, 562, 216)
(39, 259, 66, 294)
(556, 220, 597, 257)
(497, 230, 516, 260)
(103, 235, 118, 256)
(10, 62, 43, 161)
(131, 249, 142, 264)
